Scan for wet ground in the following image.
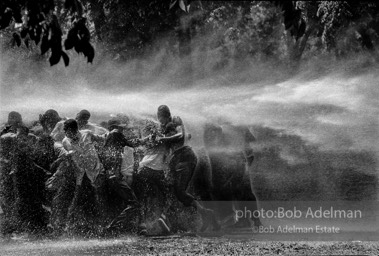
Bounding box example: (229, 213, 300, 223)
(1, 232, 379, 256)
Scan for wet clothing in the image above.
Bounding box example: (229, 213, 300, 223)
(66, 174, 105, 233)
(61, 130, 111, 232)
(168, 146, 197, 206)
(50, 159, 76, 231)
(139, 143, 169, 171)
(52, 120, 108, 142)
(100, 131, 135, 179)
(133, 167, 168, 224)
(160, 116, 186, 153)
(99, 131, 139, 210)
(133, 134, 171, 230)
(62, 130, 107, 187)
(161, 116, 197, 207)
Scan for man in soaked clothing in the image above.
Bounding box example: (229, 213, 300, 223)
(155, 105, 220, 232)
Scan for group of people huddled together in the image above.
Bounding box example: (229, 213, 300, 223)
(0, 105, 222, 237)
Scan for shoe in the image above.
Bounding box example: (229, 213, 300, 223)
(138, 228, 148, 236)
(138, 223, 148, 236)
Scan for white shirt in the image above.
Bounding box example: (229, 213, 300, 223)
(62, 130, 106, 186)
(51, 120, 108, 142)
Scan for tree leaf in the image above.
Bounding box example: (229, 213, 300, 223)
(49, 51, 61, 66)
(169, 0, 178, 10)
(179, 0, 189, 13)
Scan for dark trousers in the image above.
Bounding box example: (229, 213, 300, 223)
(66, 174, 106, 232)
(168, 146, 197, 207)
(13, 162, 47, 233)
(133, 167, 168, 224)
(51, 161, 76, 231)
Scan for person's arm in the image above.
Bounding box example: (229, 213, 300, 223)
(156, 125, 184, 143)
(123, 137, 139, 148)
(156, 116, 185, 144)
(243, 127, 255, 166)
(90, 130, 109, 143)
(0, 125, 11, 136)
(136, 134, 152, 145)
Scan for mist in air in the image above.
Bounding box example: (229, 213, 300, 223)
(0, 35, 378, 201)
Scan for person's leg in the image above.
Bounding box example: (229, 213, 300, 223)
(51, 179, 75, 232)
(66, 184, 82, 231)
(110, 178, 139, 206)
(170, 148, 220, 231)
(50, 160, 76, 233)
(104, 178, 140, 233)
(132, 167, 153, 235)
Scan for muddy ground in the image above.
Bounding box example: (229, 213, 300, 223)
(1, 233, 378, 256)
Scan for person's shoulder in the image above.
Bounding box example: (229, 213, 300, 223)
(86, 122, 109, 133)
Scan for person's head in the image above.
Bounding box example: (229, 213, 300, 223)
(203, 123, 223, 148)
(63, 119, 79, 139)
(164, 122, 177, 136)
(75, 109, 90, 128)
(8, 111, 23, 127)
(107, 118, 127, 132)
(157, 105, 171, 125)
(40, 109, 61, 132)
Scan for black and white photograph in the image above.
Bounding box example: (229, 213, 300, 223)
(0, 1, 378, 255)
